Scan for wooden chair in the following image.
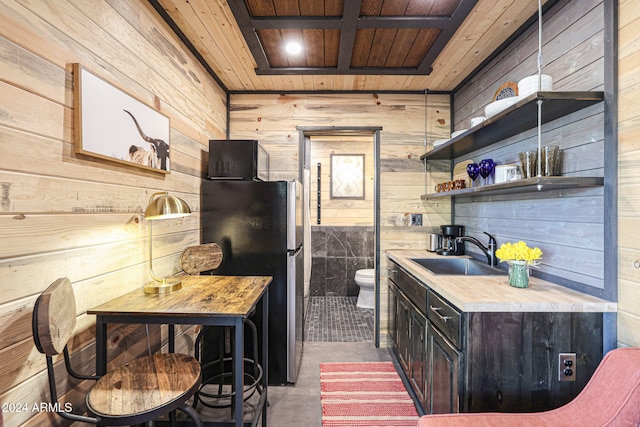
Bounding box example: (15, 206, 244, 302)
(179, 244, 264, 409)
(32, 277, 203, 426)
(179, 242, 223, 275)
(416, 347, 640, 427)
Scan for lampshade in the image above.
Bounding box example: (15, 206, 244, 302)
(144, 193, 191, 220)
(143, 192, 191, 294)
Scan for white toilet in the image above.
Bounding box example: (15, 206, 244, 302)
(355, 269, 375, 309)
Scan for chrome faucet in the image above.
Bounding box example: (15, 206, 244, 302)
(456, 232, 498, 266)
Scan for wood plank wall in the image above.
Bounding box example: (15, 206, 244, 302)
(309, 135, 374, 227)
(618, 0, 640, 348)
(229, 93, 452, 336)
(0, 1, 226, 425)
(452, 0, 607, 295)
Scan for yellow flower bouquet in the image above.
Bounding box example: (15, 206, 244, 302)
(495, 241, 542, 265)
(495, 241, 542, 288)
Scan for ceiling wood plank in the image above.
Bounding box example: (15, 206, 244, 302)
(228, 0, 272, 71)
(246, 0, 277, 16)
(418, 0, 479, 72)
(302, 29, 325, 66)
(154, 0, 548, 91)
(183, 0, 270, 90)
(367, 28, 397, 68)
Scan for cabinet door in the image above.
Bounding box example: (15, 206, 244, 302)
(388, 282, 398, 349)
(428, 322, 462, 414)
(411, 310, 428, 411)
(397, 293, 412, 375)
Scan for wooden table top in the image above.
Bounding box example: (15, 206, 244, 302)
(87, 275, 272, 318)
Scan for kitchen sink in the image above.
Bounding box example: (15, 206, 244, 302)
(410, 257, 505, 276)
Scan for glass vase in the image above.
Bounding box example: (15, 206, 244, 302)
(508, 260, 529, 288)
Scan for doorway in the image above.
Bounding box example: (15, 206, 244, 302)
(298, 127, 382, 346)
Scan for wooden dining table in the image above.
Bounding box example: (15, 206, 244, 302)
(87, 274, 272, 427)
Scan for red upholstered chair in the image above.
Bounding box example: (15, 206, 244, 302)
(417, 347, 640, 427)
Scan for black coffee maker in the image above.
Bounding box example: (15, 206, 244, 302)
(436, 224, 465, 256)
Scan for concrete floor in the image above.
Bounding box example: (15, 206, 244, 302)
(265, 341, 393, 426)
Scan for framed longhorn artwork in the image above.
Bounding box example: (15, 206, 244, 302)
(73, 63, 171, 173)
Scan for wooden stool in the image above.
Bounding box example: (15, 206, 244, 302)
(179, 244, 264, 409)
(32, 277, 203, 426)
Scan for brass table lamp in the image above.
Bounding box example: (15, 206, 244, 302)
(144, 192, 191, 294)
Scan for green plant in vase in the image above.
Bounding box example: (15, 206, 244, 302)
(495, 241, 543, 288)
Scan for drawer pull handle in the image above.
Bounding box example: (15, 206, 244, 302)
(430, 305, 451, 322)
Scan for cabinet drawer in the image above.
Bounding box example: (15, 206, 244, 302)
(396, 267, 427, 316)
(428, 290, 463, 348)
(387, 261, 400, 284)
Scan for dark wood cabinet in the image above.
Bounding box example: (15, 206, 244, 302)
(387, 258, 605, 415)
(388, 269, 428, 412)
(427, 322, 461, 414)
(388, 280, 398, 348)
(410, 309, 427, 407)
(396, 290, 412, 373)
(463, 311, 603, 412)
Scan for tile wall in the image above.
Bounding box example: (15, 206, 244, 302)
(310, 226, 375, 296)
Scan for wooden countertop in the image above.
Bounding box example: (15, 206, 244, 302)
(386, 250, 616, 313)
(88, 275, 272, 318)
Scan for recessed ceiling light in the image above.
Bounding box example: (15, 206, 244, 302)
(285, 41, 302, 55)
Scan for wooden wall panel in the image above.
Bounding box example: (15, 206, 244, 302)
(0, 0, 225, 425)
(229, 92, 452, 335)
(310, 135, 374, 227)
(618, 0, 640, 348)
(452, 0, 607, 294)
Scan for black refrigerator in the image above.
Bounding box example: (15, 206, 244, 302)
(201, 180, 304, 385)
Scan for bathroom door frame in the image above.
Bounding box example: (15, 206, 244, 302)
(297, 126, 382, 347)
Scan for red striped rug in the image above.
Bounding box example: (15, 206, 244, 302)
(320, 361, 420, 426)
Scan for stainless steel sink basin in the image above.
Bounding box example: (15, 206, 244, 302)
(410, 258, 505, 276)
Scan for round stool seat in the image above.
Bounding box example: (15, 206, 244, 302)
(87, 353, 201, 424)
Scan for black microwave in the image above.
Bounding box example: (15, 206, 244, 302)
(207, 140, 269, 181)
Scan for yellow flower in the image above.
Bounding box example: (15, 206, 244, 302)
(495, 241, 543, 265)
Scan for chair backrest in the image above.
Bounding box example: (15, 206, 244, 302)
(179, 243, 223, 274)
(561, 347, 640, 425)
(32, 277, 76, 356)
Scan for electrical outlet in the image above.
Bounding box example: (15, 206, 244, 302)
(558, 353, 576, 381)
(410, 213, 423, 226)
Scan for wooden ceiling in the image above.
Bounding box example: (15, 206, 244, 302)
(151, 0, 547, 93)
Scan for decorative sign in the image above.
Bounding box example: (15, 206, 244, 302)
(73, 64, 171, 173)
(330, 154, 365, 199)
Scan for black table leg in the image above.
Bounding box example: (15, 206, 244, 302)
(169, 324, 175, 353)
(233, 317, 244, 427)
(95, 315, 107, 376)
(261, 292, 268, 427)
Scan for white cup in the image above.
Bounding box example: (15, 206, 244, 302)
(470, 116, 486, 127)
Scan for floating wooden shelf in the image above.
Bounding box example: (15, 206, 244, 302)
(420, 176, 604, 200)
(420, 91, 604, 161)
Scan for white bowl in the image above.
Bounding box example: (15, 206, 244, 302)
(470, 116, 486, 127)
(433, 139, 449, 147)
(484, 96, 520, 118)
(518, 74, 553, 98)
(451, 129, 468, 138)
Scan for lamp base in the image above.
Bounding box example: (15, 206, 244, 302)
(144, 277, 182, 294)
